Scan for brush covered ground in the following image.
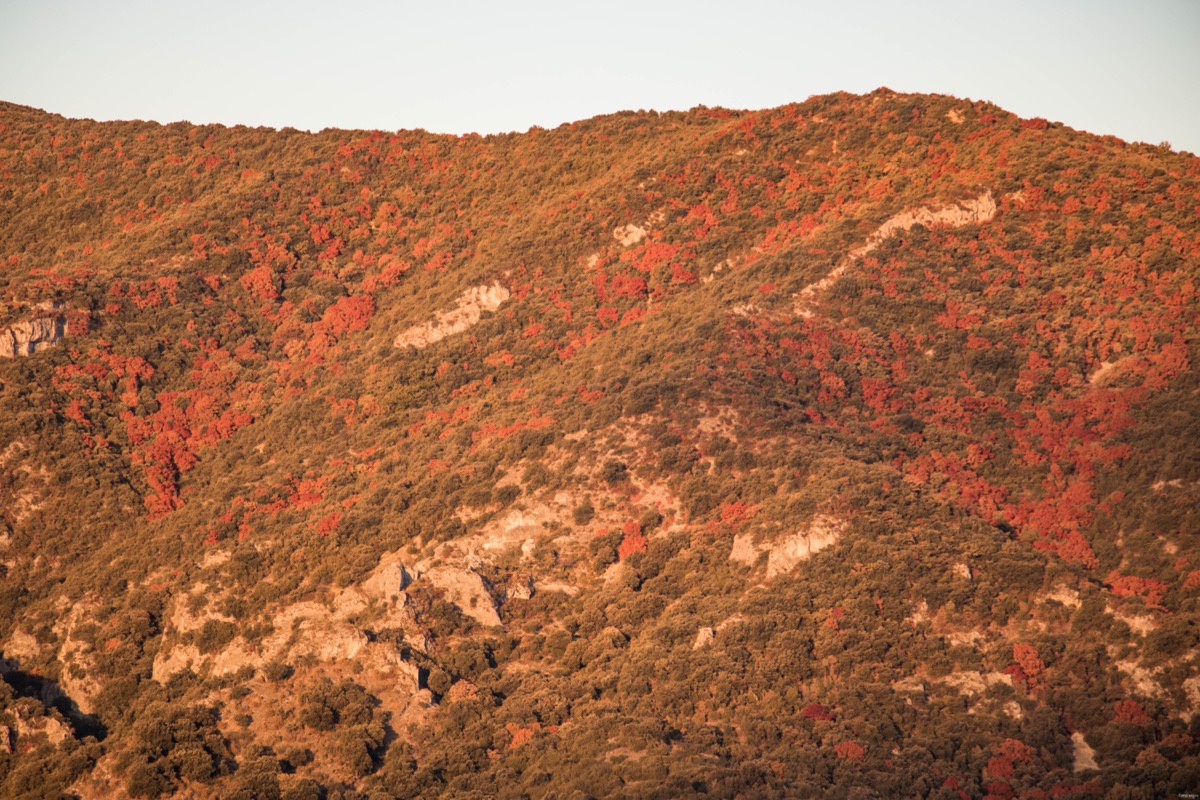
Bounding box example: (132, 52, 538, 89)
(0, 89, 1198, 799)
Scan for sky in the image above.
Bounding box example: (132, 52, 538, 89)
(1, 0, 1198, 153)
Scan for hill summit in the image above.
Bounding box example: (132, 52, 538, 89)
(1, 89, 1198, 798)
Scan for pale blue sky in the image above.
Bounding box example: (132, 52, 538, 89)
(2, 0, 1198, 152)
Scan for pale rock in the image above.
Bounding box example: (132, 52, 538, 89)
(941, 670, 1013, 697)
(692, 627, 715, 650)
(1111, 607, 1157, 635)
(152, 643, 203, 683)
(1117, 659, 1165, 698)
(715, 613, 746, 632)
(1044, 585, 1081, 609)
(1183, 675, 1200, 714)
(765, 516, 846, 578)
(393, 282, 510, 350)
(794, 192, 997, 316)
(425, 567, 501, 627)
(0, 315, 66, 358)
(1072, 731, 1098, 772)
(1088, 358, 1128, 386)
(613, 223, 647, 247)
(892, 676, 926, 695)
(951, 562, 972, 581)
(1002, 700, 1024, 720)
(11, 706, 72, 746)
(361, 555, 413, 602)
(53, 603, 103, 715)
(5, 629, 40, 661)
(730, 515, 845, 575)
(198, 549, 231, 569)
(534, 579, 579, 597)
(506, 575, 534, 601)
(728, 533, 759, 566)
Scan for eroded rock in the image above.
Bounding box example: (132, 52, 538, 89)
(794, 192, 997, 316)
(1072, 731, 1098, 772)
(731, 516, 845, 576)
(0, 315, 66, 358)
(425, 566, 501, 627)
(393, 282, 510, 350)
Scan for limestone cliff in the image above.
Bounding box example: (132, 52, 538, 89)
(0, 314, 66, 358)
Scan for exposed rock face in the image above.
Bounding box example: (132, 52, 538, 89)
(1117, 659, 1166, 698)
(794, 192, 997, 316)
(53, 602, 102, 715)
(728, 534, 760, 566)
(0, 315, 66, 358)
(613, 223, 647, 247)
(730, 515, 846, 576)
(849, 192, 997, 260)
(153, 584, 418, 684)
(941, 670, 1014, 697)
(1072, 731, 1098, 772)
(361, 555, 413, 602)
(9, 705, 72, 747)
(4, 629, 40, 661)
(1183, 675, 1200, 714)
(692, 627, 715, 650)
(425, 566, 502, 627)
(393, 282, 510, 349)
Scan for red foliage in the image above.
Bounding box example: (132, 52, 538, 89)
(314, 512, 342, 536)
(833, 741, 864, 760)
(996, 739, 1033, 763)
(982, 780, 1015, 800)
(505, 722, 541, 748)
(1009, 643, 1045, 689)
(1106, 571, 1168, 609)
(718, 501, 758, 526)
(618, 521, 647, 560)
(986, 756, 1014, 780)
(801, 702, 832, 721)
(240, 266, 280, 302)
(1113, 699, 1150, 725)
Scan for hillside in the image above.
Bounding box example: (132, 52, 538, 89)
(0, 89, 1198, 799)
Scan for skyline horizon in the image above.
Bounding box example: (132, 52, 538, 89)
(1, 87, 1191, 156)
(2, 1, 1196, 155)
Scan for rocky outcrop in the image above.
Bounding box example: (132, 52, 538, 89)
(848, 192, 997, 261)
(1071, 731, 1098, 772)
(940, 670, 1013, 697)
(153, 578, 418, 683)
(425, 566, 502, 627)
(0, 315, 66, 358)
(393, 282, 510, 349)
(730, 515, 846, 576)
(53, 602, 102, 715)
(360, 554, 413, 602)
(794, 192, 997, 317)
(8, 704, 72, 748)
(613, 223, 647, 247)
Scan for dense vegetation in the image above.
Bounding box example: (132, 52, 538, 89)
(0, 89, 1197, 799)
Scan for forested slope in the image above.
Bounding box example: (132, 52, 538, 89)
(0, 89, 1198, 798)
